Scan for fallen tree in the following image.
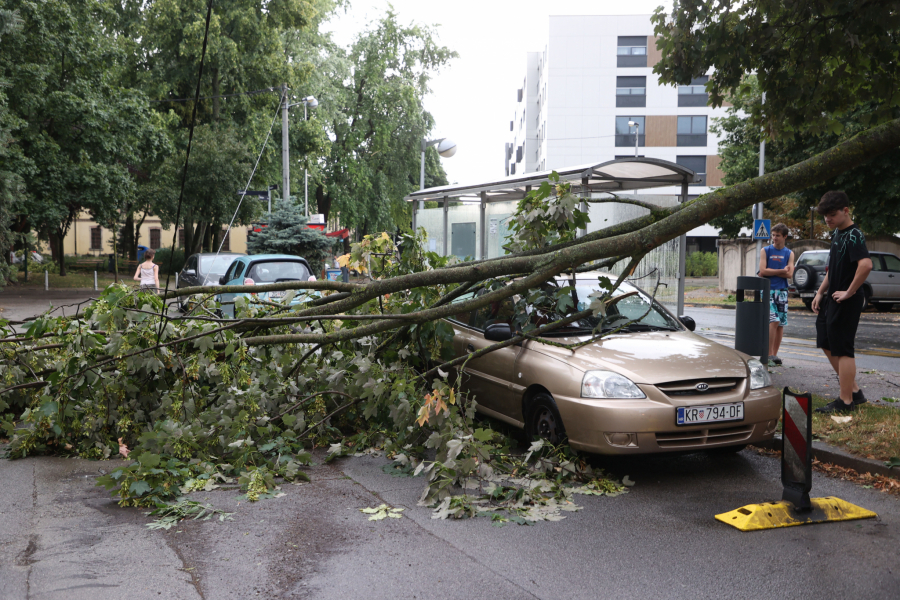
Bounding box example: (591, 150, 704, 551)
(2, 117, 899, 521)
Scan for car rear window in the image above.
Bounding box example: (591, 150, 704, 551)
(798, 253, 828, 267)
(247, 261, 310, 283)
(201, 255, 239, 275)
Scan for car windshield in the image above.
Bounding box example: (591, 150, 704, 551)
(563, 279, 681, 332)
(798, 253, 828, 267)
(246, 260, 309, 283)
(200, 255, 238, 276)
(452, 278, 681, 335)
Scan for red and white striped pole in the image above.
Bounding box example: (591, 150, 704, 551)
(782, 388, 813, 511)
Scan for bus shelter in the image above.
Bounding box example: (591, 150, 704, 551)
(403, 157, 699, 315)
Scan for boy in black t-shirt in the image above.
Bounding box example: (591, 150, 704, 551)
(811, 191, 873, 413)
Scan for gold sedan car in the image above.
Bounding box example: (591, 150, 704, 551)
(448, 275, 781, 455)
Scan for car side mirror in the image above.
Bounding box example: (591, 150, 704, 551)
(484, 323, 513, 342)
(219, 276, 227, 285)
(679, 315, 696, 332)
(184, 269, 196, 277)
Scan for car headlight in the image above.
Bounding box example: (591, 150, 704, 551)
(747, 358, 772, 390)
(581, 370, 646, 399)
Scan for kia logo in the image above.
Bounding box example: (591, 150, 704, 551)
(696, 382, 709, 392)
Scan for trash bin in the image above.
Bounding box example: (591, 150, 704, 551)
(734, 276, 770, 362)
(324, 268, 342, 281)
(107, 254, 115, 273)
(136, 245, 149, 262)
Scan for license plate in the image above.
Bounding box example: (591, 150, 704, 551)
(800, 292, 815, 298)
(269, 290, 285, 299)
(677, 403, 744, 425)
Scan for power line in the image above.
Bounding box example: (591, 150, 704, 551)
(150, 86, 279, 104)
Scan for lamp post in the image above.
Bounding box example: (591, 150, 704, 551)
(281, 85, 319, 216)
(627, 120, 640, 157)
(419, 137, 457, 211)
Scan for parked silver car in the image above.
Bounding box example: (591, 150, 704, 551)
(790, 250, 900, 311)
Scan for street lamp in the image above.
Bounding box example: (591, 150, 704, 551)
(627, 120, 640, 157)
(281, 86, 320, 217)
(419, 137, 457, 211)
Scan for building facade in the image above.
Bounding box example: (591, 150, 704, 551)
(62, 212, 249, 257)
(504, 14, 729, 239)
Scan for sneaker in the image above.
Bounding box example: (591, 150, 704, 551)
(815, 399, 856, 414)
(771, 355, 783, 366)
(852, 389, 867, 406)
(767, 356, 777, 367)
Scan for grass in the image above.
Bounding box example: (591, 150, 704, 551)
(13, 270, 123, 289)
(806, 394, 900, 462)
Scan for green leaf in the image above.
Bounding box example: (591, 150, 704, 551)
(886, 457, 900, 468)
(129, 480, 152, 496)
(138, 453, 161, 468)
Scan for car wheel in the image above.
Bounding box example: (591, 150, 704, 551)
(861, 290, 869, 311)
(875, 302, 893, 312)
(527, 393, 566, 444)
(792, 265, 816, 290)
(803, 299, 813, 311)
(707, 443, 747, 455)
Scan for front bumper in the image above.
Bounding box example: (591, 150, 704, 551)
(556, 385, 782, 455)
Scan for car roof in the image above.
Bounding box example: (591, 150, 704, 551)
(243, 254, 308, 261)
(191, 252, 245, 257)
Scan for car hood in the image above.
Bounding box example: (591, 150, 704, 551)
(527, 331, 749, 384)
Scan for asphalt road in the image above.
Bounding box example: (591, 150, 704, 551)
(2, 450, 898, 599)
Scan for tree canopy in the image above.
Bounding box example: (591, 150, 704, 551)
(652, 0, 900, 138)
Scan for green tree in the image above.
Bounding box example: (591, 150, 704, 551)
(297, 10, 455, 233)
(152, 124, 254, 255)
(0, 0, 168, 275)
(711, 79, 900, 237)
(652, 0, 900, 138)
(246, 199, 334, 273)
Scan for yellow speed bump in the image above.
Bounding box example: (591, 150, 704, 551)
(716, 497, 877, 532)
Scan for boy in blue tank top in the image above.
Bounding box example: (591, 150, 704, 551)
(758, 223, 794, 366)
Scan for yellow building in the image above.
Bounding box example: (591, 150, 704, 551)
(62, 212, 249, 256)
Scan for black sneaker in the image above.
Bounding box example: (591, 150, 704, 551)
(852, 389, 867, 406)
(771, 355, 783, 366)
(815, 399, 856, 414)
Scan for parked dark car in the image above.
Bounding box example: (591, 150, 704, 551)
(789, 250, 900, 311)
(178, 252, 245, 290)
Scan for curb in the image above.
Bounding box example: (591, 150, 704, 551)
(756, 434, 899, 480)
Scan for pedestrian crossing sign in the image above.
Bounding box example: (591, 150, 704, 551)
(754, 219, 771, 240)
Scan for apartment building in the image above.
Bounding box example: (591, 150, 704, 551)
(504, 14, 730, 252)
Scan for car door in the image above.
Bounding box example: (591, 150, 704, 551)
(451, 294, 522, 419)
(217, 259, 243, 316)
(181, 255, 199, 288)
(882, 254, 900, 300)
(867, 255, 889, 299)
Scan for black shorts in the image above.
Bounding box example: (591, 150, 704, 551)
(815, 293, 864, 358)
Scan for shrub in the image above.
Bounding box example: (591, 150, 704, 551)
(155, 247, 185, 274)
(685, 251, 718, 277)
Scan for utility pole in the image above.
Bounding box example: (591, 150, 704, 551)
(281, 83, 290, 208)
(755, 92, 766, 262)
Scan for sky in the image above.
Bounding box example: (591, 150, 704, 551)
(322, 0, 674, 186)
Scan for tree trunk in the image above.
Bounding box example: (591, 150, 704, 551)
(183, 213, 193, 258)
(212, 68, 220, 122)
(191, 222, 207, 255)
(316, 186, 331, 224)
(123, 212, 136, 260)
(53, 228, 67, 276)
(211, 226, 221, 253)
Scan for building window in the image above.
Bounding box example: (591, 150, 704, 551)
(677, 116, 708, 146)
(220, 229, 230, 252)
(615, 116, 645, 147)
(678, 76, 710, 107)
(516, 145, 523, 162)
(676, 155, 707, 185)
(616, 76, 647, 107)
(149, 228, 161, 250)
(617, 36, 647, 67)
(90, 227, 102, 251)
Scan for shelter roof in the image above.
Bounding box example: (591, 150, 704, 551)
(404, 158, 698, 204)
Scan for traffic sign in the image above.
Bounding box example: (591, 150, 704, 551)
(753, 219, 771, 240)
